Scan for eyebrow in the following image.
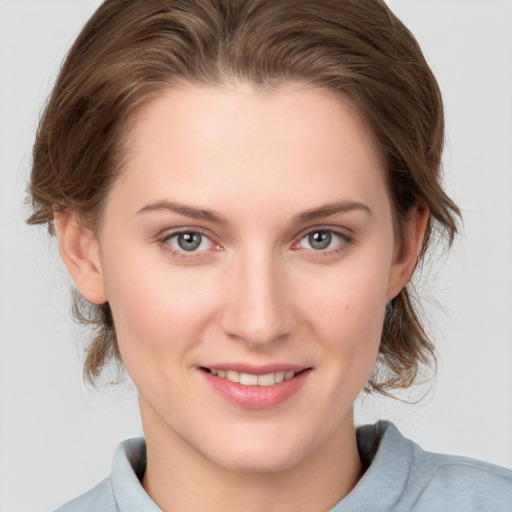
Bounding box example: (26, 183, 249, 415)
(136, 199, 372, 225)
(136, 200, 228, 225)
(292, 201, 373, 225)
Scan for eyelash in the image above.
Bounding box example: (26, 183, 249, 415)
(293, 228, 354, 256)
(158, 227, 354, 260)
(159, 229, 221, 260)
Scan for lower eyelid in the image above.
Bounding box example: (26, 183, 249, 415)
(295, 229, 352, 250)
(158, 228, 352, 257)
(159, 231, 224, 259)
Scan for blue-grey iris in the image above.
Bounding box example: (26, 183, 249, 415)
(177, 232, 202, 251)
(309, 230, 331, 250)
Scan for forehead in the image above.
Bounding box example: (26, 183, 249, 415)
(112, 82, 388, 220)
(130, 82, 378, 156)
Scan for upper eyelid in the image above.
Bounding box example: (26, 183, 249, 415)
(156, 225, 354, 248)
(159, 232, 220, 260)
(294, 227, 355, 251)
(296, 225, 354, 241)
(159, 229, 218, 254)
(159, 227, 215, 242)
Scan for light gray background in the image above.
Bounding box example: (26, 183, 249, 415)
(1, 1, 511, 511)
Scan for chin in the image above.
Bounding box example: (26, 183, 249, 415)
(199, 424, 319, 475)
(212, 448, 304, 475)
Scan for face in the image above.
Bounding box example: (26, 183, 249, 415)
(73, 83, 415, 473)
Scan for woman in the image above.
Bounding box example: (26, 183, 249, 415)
(26, 0, 512, 510)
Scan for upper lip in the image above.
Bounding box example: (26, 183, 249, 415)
(199, 363, 310, 375)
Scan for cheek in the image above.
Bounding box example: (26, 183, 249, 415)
(298, 253, 391, 382)
(303, 259, 390, 337)
(100, 248, 219, 360)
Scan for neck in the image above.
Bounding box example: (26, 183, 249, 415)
(140, 402, 363, 512)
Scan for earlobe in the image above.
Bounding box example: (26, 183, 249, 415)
(54, 209, 107, 305)
(387, 202, 429, 300)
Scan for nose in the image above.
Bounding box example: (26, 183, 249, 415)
(219, 249, 295, 348)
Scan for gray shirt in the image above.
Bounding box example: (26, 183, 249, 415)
(55, 421, 512, 511)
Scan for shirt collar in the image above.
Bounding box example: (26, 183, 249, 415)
(109, 421, 410, 512)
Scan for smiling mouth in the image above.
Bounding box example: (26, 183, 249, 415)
(201, 368, 305, 386)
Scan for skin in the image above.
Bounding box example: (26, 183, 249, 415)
(56, 83, 428, 512)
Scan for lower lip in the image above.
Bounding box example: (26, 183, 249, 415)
(201, 369, 311, 409)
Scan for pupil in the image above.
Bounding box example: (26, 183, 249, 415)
(309, 230, 331, 250)
(178, 232, 201, 251)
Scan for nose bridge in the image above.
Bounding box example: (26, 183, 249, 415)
(221, 245, 292, 347)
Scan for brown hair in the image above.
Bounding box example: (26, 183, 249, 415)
(28, 0, 460, 393)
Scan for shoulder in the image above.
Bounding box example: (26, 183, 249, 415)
(409, 442, 512, 511)
(54, 478, 117, 512)
(336, 422, 512, 512)
(54, 437, 159, 512)
(357, 421, 512, 512)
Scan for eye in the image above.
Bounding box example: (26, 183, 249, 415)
(296, 229, 349, 252)
(163, 231, 214, 253)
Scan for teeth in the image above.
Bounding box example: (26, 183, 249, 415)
(240, 373, 258, 385)
(226, 370, 240, 383)
(257, 373, 276, 386)
(208, 369, 298, 386)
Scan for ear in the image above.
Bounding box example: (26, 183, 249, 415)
(387, 202, 429, 300)
(54, 209, 107, 305)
